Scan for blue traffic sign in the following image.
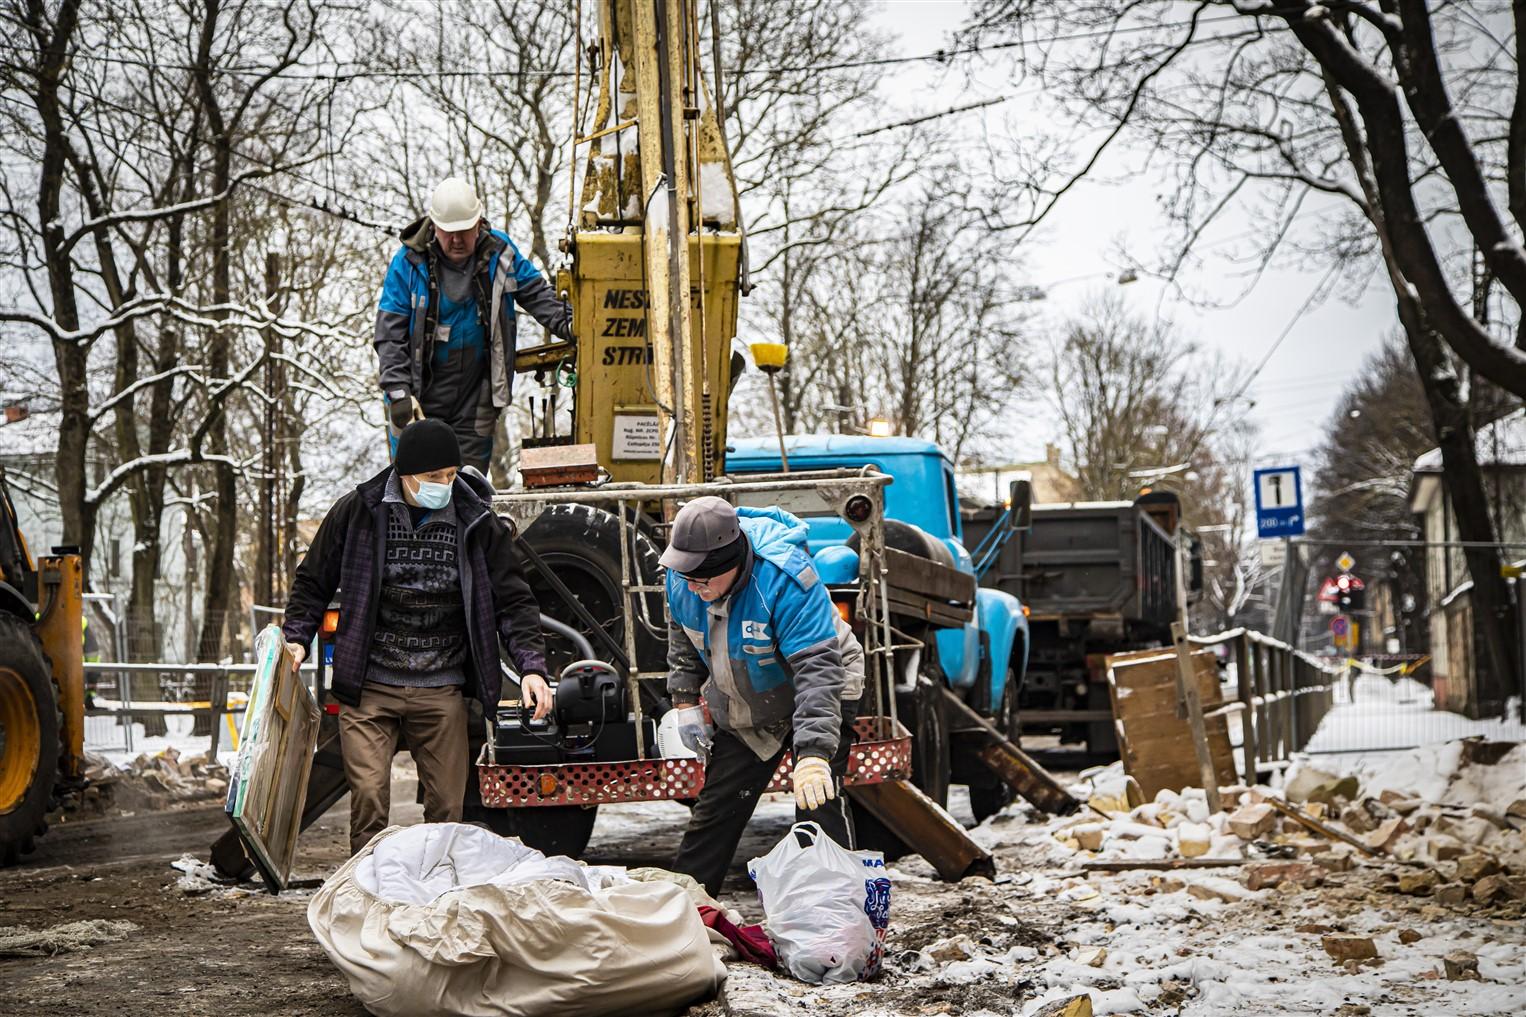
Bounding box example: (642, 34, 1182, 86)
(1253, 466, 1305, 538)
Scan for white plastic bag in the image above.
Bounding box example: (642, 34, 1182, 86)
(747, 822, 891, 984)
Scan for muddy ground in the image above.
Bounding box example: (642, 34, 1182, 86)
(0, 760, 818, 1017)
(1, 761, 1522, 1017)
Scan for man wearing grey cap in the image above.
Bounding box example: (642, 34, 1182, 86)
(661, 496, 865, 895)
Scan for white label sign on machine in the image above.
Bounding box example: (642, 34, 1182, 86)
(613, 410, 662, 460)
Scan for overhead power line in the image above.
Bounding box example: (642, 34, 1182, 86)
(0, 10, 1289, 83)
(1230, 261, 1341, 406)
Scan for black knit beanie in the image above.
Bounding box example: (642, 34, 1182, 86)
(394, 419, 462, 475)
(683, 533, 749, 580)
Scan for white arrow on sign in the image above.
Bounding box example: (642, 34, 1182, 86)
(1258, 469, 1299, 509)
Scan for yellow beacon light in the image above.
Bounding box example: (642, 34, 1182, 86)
(750, 342, 788, 374)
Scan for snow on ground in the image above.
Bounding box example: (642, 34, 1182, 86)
(86, 710, 240, 771)
(1302, 675, 1526, 754)
(716, 737, 1526, 1016)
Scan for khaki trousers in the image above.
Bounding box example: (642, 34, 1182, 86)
(338, 683, 469, 855)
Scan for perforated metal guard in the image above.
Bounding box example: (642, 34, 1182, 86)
(478, 716, 911, 808)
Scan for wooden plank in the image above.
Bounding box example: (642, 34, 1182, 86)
(1081, 858, 1245, 872)
(1235, 633, 1256, 782)
(883, 546, 977, 604)
(1172, 621, 1223, 814)
(938, 687, 1080, 816)
(1264, 796, 1379, 857)
(846, 780, 995, 881)
(884, 590, 974, 627)
(1112, 665, 1225, 714)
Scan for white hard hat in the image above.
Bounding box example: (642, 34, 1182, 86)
(428, 177, 483, 232)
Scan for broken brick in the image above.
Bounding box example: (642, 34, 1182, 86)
(1397, 870, 1440, 896)
(1364, 818, 1408, 852)
(1435, 883, 1468, 906)
(1443, 950, 1479, 981)
(1322, 935, 1378, 962)
(1245, 861, 1325, 892)
(1227, 803, 1276, 840)
(1455, 853, 1501, 882)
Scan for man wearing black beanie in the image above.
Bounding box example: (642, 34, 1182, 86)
(280, 420, 551, 855)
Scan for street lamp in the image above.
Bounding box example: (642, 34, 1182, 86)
(1017, 269, 1139, 302)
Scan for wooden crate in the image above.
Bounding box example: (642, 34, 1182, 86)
(1105, 647, 1236, 800)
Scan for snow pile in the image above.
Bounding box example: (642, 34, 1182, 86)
(1050, 765, 1261, 864)
(1288, 740, 1526, 809)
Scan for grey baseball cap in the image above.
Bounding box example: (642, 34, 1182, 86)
(659, 496, 742, 573)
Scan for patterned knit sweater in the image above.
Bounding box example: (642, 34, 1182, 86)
(366, 474, 468, 688)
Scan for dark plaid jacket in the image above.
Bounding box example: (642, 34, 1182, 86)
(281, 467, 546, 710)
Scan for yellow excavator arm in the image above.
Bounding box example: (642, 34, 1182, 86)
(518, 0, 745, 485)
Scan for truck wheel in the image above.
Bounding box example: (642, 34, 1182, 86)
(968, 670, 1021, 823)
(466, 804, 599, 859)
(520, 504, 665, 675)
(0, 612, 58, 866)
(851, 674, 950, 860)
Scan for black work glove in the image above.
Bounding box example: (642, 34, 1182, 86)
(388, 390, 422, 430)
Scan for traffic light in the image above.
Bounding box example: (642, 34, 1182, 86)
(1335, 573, 1366, 611)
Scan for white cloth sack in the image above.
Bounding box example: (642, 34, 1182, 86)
(309, 823, 724, 1017)
(747, 822, 889, 984)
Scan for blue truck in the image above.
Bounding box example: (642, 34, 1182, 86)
(726, 435, 1030, 844)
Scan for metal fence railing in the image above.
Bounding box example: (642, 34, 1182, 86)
(1191, 628, 1341, 779)
(84, 660, 315, 758)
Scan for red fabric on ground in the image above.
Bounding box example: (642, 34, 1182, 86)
(697, 905, 777, 969)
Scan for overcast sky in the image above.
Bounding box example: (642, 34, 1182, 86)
(866, 0, 1397, 473)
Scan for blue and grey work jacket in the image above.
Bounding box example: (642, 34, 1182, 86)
(373, 216, 571, 408)
(666, 506, 865, 762)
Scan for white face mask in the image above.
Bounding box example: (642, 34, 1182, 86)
(411, 479, 452, 510)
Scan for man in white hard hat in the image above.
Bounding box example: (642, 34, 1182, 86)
(662, 496, 865, 896)
(375, 177, 572, 472)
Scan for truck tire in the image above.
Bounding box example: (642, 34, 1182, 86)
(850, 674, 950, 860)
(520, 504, 665, 675)
(968, 670, 1021, 823)
(0, 611, 58, 866)
(465, 804, 599, 858)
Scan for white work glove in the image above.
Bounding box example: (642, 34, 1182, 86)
(672, 705, 714, 761)
(285, 642, 306, 674)
(792, 756, 836, 812)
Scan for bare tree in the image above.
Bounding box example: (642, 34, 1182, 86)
(1048, 294, 1258, 627)
(754, 167, 1030, 460)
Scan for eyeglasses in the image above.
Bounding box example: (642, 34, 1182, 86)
(679, 573, 716, 589)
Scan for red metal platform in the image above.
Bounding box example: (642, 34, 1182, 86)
(478, 716, 912, 808)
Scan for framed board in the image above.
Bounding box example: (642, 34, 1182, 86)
(226, 626, 321, 891)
